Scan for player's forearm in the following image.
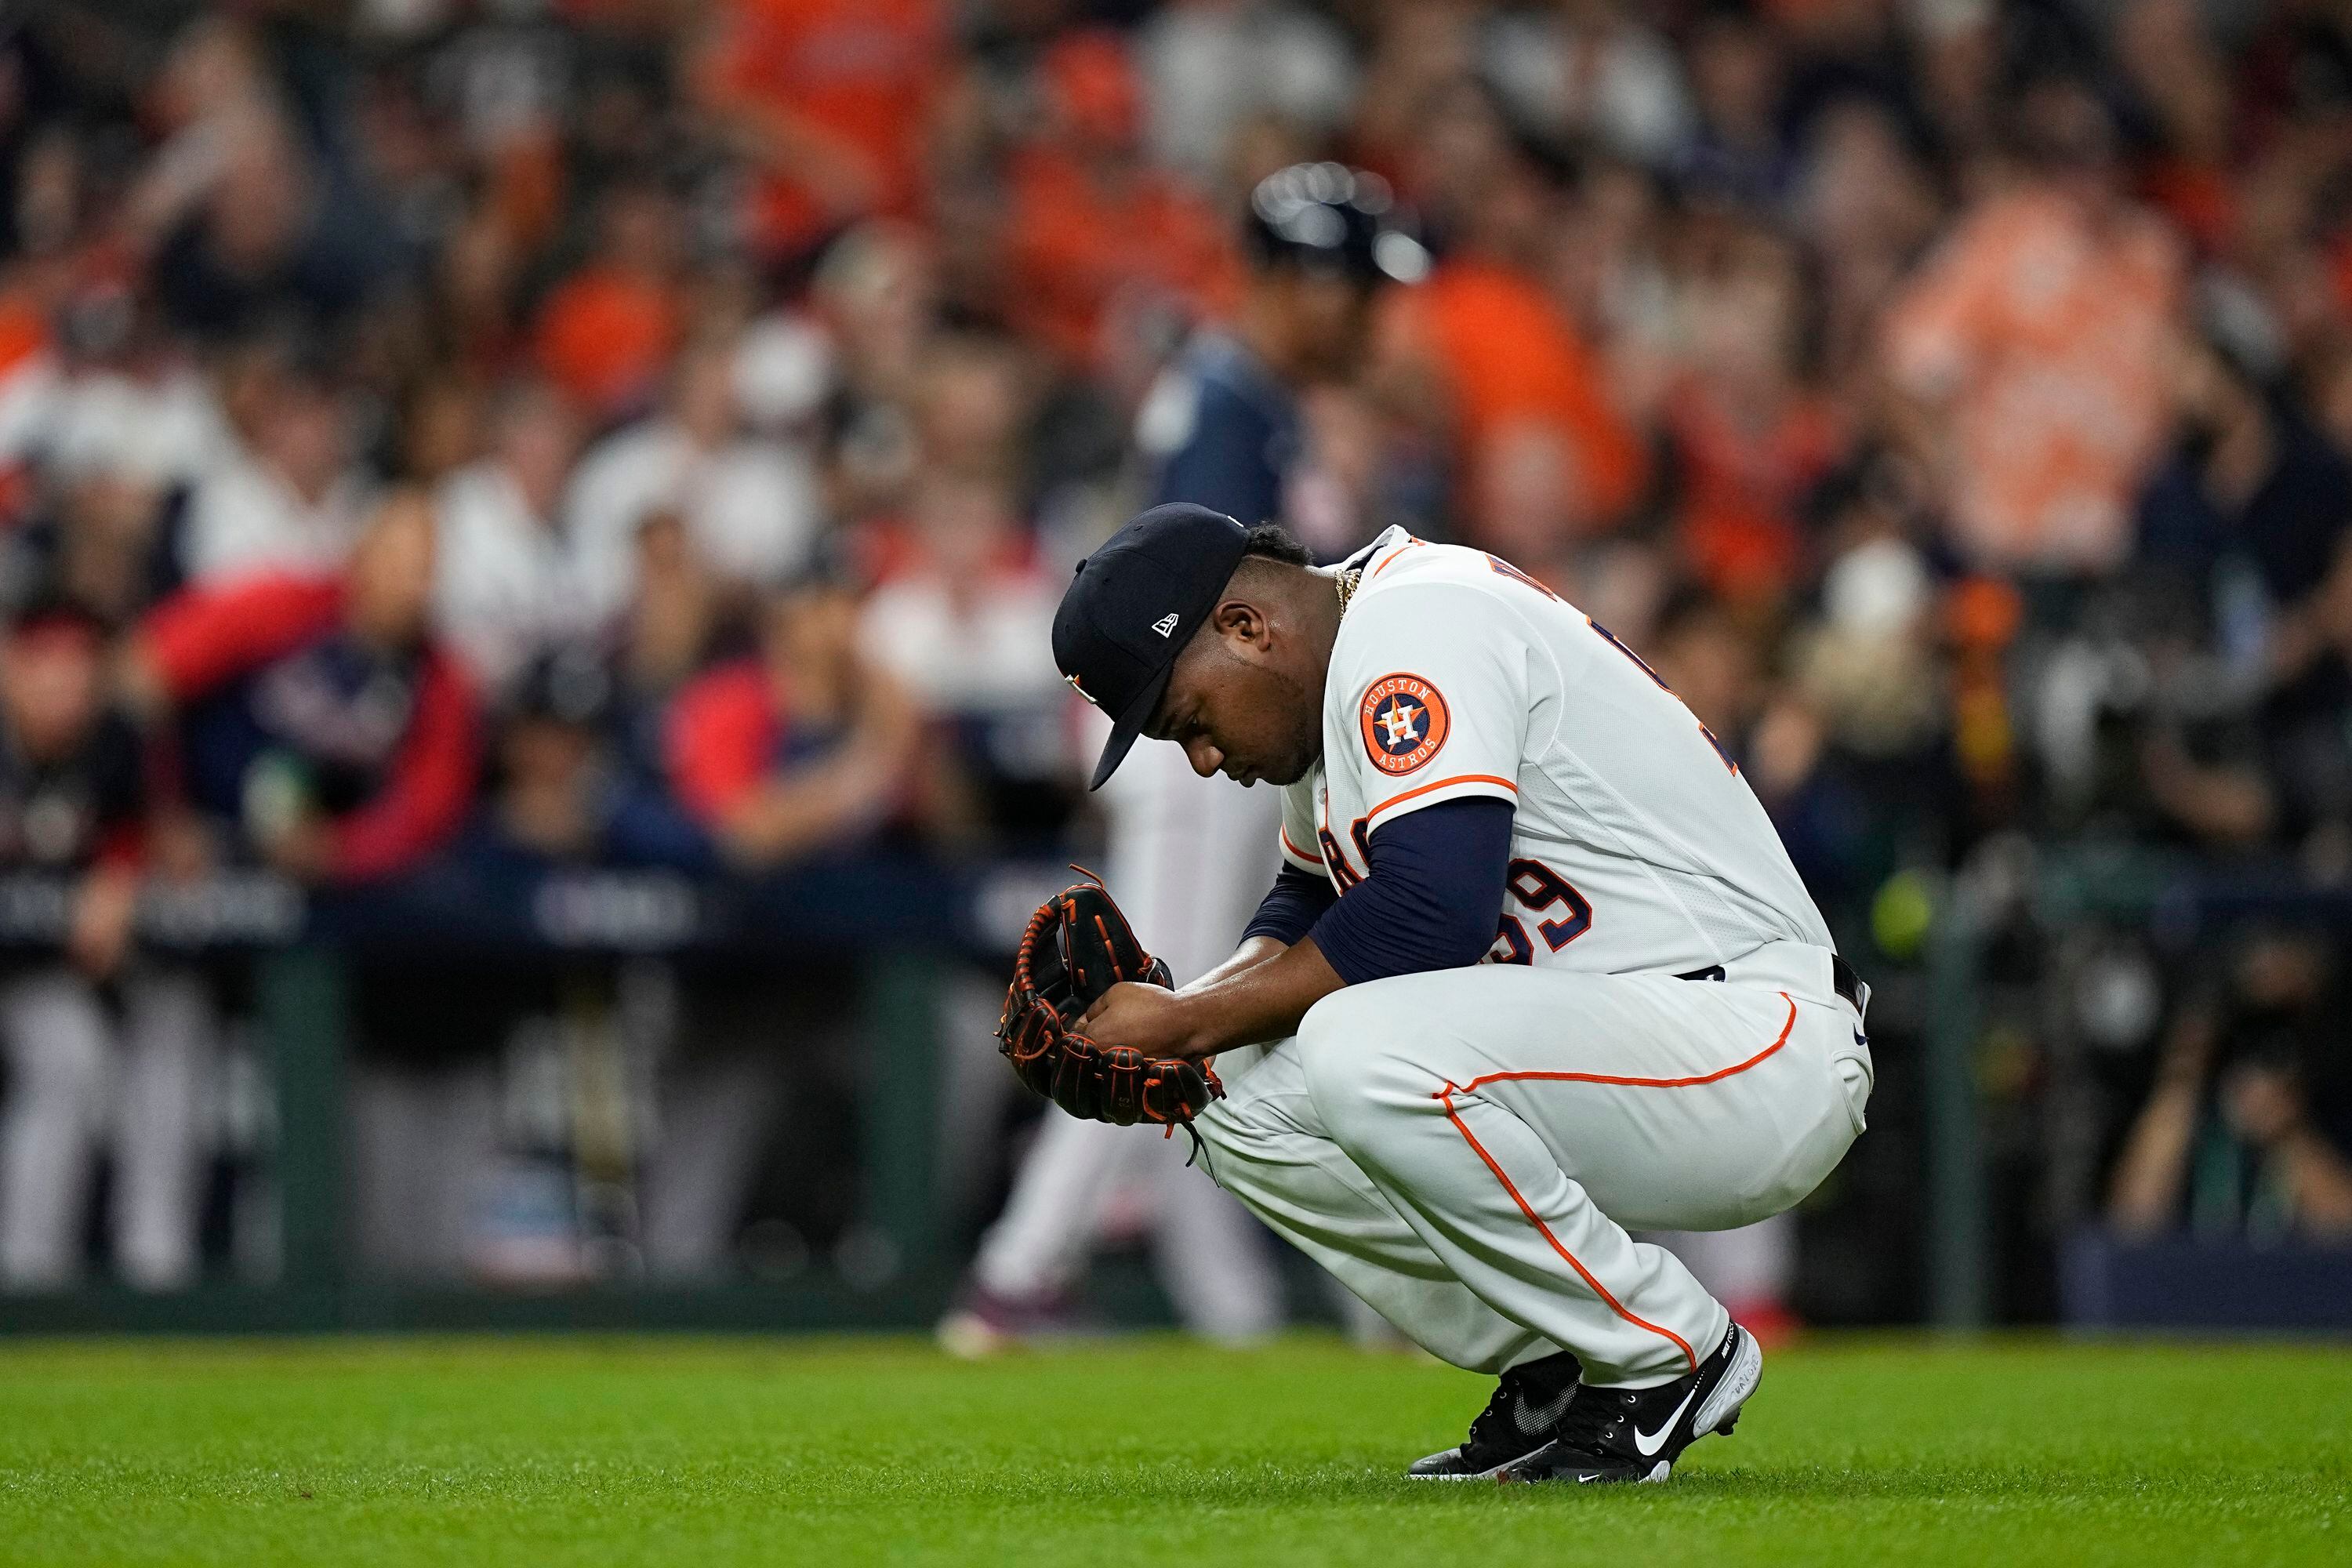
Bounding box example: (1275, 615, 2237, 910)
(718, 767, 873, 865)
(2106, 1083, 2200, 1233)
(1170, 935, 1345, 1058)
(2277, 1129, 2352, 1234)
(1189, 935, 1290, 992)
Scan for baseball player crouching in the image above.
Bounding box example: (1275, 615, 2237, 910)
(1022, 502, 1873, 1484)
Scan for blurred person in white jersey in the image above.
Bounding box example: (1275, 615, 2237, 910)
(939, 165, 1428, 1352)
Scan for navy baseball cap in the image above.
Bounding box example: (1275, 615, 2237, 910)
(1054, 503, 1250, 789)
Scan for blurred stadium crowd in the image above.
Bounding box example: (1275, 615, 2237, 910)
(2, 0, 2350, 1319)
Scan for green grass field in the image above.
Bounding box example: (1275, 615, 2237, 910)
(2, 1334, 2346, 1566)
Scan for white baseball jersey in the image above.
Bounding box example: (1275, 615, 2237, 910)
(1276, 527, 1832, 978)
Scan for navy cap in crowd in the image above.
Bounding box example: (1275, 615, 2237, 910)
(1052, 503, 1250, 789)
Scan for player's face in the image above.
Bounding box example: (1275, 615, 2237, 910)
(346, 492, 437, 644)
(1149, 634, 1321, 788)
(0, 627, 102, 759)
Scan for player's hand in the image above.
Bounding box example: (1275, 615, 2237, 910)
(1078, 981, 1202, 1059)
(67, 865, 140, 980)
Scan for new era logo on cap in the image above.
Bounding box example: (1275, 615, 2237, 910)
(1152, 613, 1180, 637)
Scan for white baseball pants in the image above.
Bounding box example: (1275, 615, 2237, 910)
(0, 965, 215, 1290)
(1196, 942, 1871, 1386)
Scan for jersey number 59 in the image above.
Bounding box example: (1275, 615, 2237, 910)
(1486, 858, 1592, 964)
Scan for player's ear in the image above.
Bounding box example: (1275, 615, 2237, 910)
(1211, 596, 1270, 649)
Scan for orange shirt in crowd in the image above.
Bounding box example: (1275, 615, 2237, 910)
(1665, 379, 1845, 602)
(0, 291, 46, 379)
(2141, 158, 2234, 260)
(706, 0, 946, 259)
(1884, 187, 2182, 574)
(1003, 150, 1240, 372)
(1390, 260, 1647, 534)
(532, 264, 679, 419)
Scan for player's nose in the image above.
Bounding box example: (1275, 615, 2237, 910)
(1184, 736, 1224, 779)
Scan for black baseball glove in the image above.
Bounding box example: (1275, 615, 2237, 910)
(996, 877, 1222, 1127)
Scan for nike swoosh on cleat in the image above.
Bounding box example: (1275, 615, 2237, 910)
(1632, 1385, 1700, 1457)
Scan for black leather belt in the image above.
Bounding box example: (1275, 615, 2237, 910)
(1677, 954, 1867, 1014)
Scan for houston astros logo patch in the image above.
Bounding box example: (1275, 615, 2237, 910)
(1359, 673, 1450, 775)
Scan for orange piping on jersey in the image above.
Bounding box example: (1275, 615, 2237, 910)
(1436, 1086, 1699, 1372)
(1370, 536, 1425, 577)
(1455, 993, 1798, 1095)
(1363, 773, 1519, 826)
(1279, 828, 1325, 866)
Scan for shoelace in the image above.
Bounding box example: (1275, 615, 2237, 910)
(1461, 1386, 1519, 1452)
(1541, 1385, 1658, 1453)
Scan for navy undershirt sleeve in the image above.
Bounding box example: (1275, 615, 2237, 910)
(1242, 862, 1339, 946)
(1306, 797, 1515, 985)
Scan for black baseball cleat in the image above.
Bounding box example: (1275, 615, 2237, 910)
(1495, 1322, 1762, 1486)
(1406, 1349, 1584, 1479)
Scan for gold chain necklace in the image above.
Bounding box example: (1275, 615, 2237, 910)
(1334, 565, 1364, 618)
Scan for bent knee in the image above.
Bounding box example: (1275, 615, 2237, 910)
(1296, 982, 1439, 1142)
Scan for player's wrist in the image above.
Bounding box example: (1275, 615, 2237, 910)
(1163, 989, 1228, 1059)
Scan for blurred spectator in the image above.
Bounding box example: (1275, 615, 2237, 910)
(434, 380, 590, 697)
(2110, 931, 2352, 1239)
(1788, 528, 1946, 779)
(611, 510, 724, 768)
(0, 598, 212, 1290)
(698, 0, 948, 263)
(180, 342, 371, 584)
(567, 336, 823, 616)
(860, 473, 1069, 848)
(663, 570, 918, 869)
(1, 318, 222, 624)
(1883, 78, 2184, 576)
(140, 24, 394, 342)
(1134, 1, 1356, 188)
(906, 329, 1033, 498)
(1381, 96, 1646, 545)
(2114, 0, 2238, 259)
(1480, 0, 1693, 169)
(1004, 31, 1238, 381)
(1794, 100, 1940, 390)
(532, 180, 684, 423)
(125, 488, 478, 883)
(1662, 227, 1844, 604)
(2138, 333, 2352, 849)
(470, 645, 706, 873)
(1674, 8, 1792, 212)
(811, 222, 935, 520)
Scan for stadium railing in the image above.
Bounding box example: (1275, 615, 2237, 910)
(0, 856, 1069, 1334)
